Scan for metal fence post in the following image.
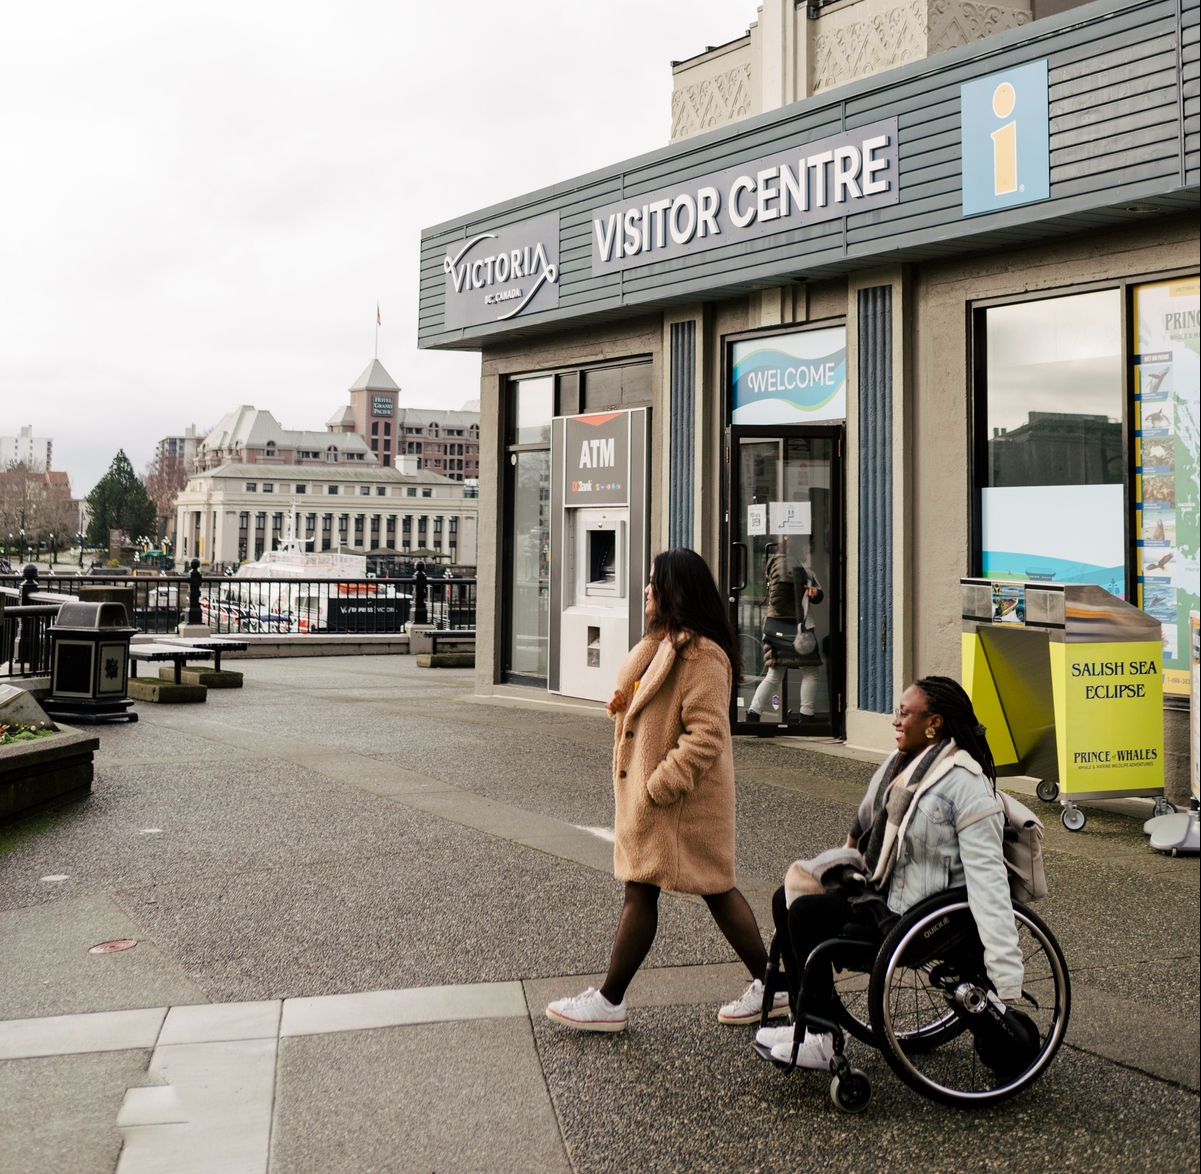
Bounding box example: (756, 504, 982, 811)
(414, 561, 427, 625)
(188, 558, 203, 625)
(19, 564, 37, 606)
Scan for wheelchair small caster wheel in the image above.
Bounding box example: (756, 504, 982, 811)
(1036, 780, 1059, 803)
(1153, 797, 1176, 818)
(830, 1068, 872, 1113)
(1062, 805, 1086, 832)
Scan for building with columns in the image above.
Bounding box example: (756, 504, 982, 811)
(418, 0, 1198, 758)
(173, 360, 480, 567)
(174, 458, 476, 568)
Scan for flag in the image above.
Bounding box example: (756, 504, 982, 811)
(376, 303, 381, 327)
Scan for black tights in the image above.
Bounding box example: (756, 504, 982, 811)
(599, 882, 769, 1005)
(770, 886, 853, 1017)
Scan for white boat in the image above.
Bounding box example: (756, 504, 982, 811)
(236, 506, 367, 580)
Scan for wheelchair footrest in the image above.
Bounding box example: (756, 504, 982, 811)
(752, 1040, 795, 1070)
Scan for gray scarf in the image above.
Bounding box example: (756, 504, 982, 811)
(861, 740, 956, 887)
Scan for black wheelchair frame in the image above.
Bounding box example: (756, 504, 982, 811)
(755, 887, 1071, 1112)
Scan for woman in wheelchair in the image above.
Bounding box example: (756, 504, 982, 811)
(754, 675, 1067, 1110)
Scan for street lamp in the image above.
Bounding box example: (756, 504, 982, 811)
(19, 527, 25, 565)
(49, 533, 56, 566)
(78, 530, 85, 570)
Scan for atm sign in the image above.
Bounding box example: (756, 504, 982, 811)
(564, 412, 628, 507)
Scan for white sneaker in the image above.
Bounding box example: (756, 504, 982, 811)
(770, 1029, 836, 1069)
(755, 1023, 794, 1048)
(717, 978, 790, 1024)
(545, 987, 627, 1032)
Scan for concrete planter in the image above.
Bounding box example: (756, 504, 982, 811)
(0, 726, 100, 824)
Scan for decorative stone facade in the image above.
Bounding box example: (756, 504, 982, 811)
(671, 39, 755, 142)
(671, 61, 754, 142)
(671, 0, 1032, 138)
(813, 0, 1031, 93)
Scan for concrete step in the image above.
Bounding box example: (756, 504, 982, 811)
(128, 679, 207, 704)
(158, 666, 243, 688)
(416, 653, 475, 669)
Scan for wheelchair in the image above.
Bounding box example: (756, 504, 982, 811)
(754, 888, 1071, 1113)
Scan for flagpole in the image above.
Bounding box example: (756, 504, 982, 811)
(375, 302, 380, 359)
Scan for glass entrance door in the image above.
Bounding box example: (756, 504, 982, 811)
(729, 426, 843, 736)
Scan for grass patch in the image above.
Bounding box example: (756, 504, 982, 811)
(0, 724, 57, 747)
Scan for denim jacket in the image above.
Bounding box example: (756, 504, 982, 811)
(857, 748, 1024, 1000)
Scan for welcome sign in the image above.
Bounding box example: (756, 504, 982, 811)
(731, 326, 847, 424)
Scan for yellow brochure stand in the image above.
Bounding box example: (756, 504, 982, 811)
(962, 579, 1169, 832)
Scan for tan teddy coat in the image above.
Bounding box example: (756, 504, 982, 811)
(610, 633, 737, 895)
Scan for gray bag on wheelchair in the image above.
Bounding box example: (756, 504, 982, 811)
(998, 791, 1048, 902)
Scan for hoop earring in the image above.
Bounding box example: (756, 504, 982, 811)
(925, 727, 937, 740)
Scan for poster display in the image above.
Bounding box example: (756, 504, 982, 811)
(980, 483, 1125, 596)
(1134, 277, 1200, 696)
(769, 501, 812, 534)
(1048, 639, 1165, 797)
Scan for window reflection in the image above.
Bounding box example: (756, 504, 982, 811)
(981, 289, 1125, 597)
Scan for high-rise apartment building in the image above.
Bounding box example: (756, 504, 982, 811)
(0, 425, 52, 471)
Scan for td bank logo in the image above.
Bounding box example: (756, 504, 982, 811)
(961, 59, 1049, 217)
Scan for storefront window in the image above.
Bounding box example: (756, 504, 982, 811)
(514, 378, 553, 445)
(505, 376, 554, 681)
(1133, 277, 1200, 696)
(978, 289, 1125, 596)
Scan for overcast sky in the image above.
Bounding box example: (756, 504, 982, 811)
(0, 2, 759, 496)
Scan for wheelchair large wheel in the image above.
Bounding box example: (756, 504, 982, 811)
(828, 941, 961, 1053)
(868, 895, 1070, 1108)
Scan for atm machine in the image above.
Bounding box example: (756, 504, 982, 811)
(549, 408, 650, 702)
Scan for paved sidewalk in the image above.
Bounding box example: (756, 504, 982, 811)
(0, 655, 1197, 1173)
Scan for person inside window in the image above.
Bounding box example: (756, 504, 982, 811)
(746, 534, 823, 723)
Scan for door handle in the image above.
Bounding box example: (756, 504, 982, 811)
(732, 542, 748, 592)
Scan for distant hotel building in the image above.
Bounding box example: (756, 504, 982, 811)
(173, 360, 479, 566)
(1, 425, 52, 471)
(325, 360, 480, 480)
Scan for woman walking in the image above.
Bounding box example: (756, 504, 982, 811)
(546, 548, 787, 1031)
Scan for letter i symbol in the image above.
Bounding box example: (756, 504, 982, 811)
(991, 82, 1017, 196)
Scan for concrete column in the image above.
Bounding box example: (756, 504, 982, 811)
(750, 284, 807, 330)
(758, 0, 800, 112)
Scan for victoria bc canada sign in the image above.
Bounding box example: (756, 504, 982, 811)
(442, 211, 560, 330)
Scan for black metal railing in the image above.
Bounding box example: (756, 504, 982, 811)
(0, 570, 475, 637)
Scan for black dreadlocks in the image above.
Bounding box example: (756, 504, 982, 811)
(914, 675, 997, 783)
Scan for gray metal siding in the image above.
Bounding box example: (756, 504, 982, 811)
(858, 286, 893, 715)
(668, 320, 696, 550)
(420, 0, 1198, 350)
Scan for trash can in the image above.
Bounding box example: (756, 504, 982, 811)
(962, 579, 1168, 831)
(42, 600, 138, 724)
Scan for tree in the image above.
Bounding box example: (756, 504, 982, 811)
(0, 462, 76, 559)
(144, 450, 191, 544)
(86, 451, 157, 547)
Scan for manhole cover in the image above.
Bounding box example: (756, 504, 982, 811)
(89, 940, 137, 954)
